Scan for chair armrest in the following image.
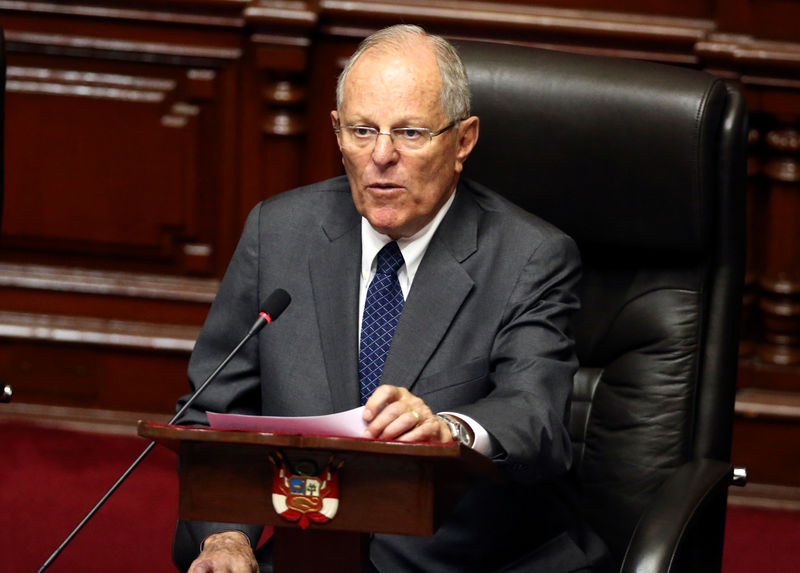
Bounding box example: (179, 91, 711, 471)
(620, 458, 732, 573)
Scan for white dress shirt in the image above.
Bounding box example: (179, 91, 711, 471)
(358, 190, 493, 456)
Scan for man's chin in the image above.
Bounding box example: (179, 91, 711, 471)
(365, 215, 407, 240)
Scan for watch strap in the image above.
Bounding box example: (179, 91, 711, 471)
(435, 414, 473, 447)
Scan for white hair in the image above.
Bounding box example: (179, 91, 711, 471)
(335, 24, 471, 122)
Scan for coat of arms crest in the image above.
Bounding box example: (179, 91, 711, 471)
(269, 453, 342, 529)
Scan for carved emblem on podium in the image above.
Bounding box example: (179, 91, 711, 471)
(270, 453, 342, 529)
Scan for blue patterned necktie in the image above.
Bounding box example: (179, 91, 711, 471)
(359, 241, 405, 405)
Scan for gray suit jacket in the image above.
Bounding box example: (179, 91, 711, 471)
(174, 176, 604, 572)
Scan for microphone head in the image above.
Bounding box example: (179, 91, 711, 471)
(261, 288, 291, 322)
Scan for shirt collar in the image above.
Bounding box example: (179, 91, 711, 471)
(360, 190, 457, 285)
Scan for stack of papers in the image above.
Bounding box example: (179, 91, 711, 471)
(207, 406, 368, 439)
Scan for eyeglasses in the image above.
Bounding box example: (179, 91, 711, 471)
(334, 121, 459, 152)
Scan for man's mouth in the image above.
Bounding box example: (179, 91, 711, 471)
(368, 182, 403, 191)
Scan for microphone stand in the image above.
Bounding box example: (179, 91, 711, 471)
(38, 290, 290, 572)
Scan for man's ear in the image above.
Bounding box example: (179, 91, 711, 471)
(455, 116, 480, 172)
(331, 110, 343, 149)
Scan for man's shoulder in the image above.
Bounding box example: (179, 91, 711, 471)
(460, 178, 572, 244)
(242, 176, 354, 230)
(262, 176, 352, 210)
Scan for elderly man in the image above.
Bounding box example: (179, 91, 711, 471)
(174, 24, 608, 573)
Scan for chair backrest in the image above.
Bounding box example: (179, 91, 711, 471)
(457, 41, 747, 563)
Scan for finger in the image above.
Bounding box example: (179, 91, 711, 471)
(363, 397, 410, 438)
(373, 409, 424, 441)
(188, 559, 212, 573)
(362, 385, 401, 422)
(372, 399, 437, 441)
(364, 389, 429, 439)
(395, 416, 451, 443)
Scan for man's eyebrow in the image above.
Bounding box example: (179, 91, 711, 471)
(339, 116, 373, 126)
(341, 117, 433, 128)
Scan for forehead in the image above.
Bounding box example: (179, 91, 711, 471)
(341, 44, 444, 122)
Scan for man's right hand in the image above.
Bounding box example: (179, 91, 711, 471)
(188, 531, 258, 573)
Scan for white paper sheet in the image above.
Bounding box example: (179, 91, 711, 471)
(206, 406, 368, 439)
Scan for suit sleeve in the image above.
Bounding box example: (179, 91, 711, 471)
(175, 203, 265, 426)
(456, 231, 581, 484)
(172, 204, 266, 568)
(173, 521, 263, 573)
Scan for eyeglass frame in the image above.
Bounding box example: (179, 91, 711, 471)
(333, 120, 462, 151)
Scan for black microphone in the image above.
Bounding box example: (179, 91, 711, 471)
(38, 288, 291, 572)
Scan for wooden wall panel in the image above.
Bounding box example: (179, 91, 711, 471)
(0, 1, 248, 421)
(6, 71, 191, 249)
(746, 0, 800, 42)
(1, 54, 240, 275)
(1, 337, 194, 412)
(490, 0, 716, 18)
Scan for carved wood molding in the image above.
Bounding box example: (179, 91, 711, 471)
(0, 262, 218, 303)
(244, 5, 315, 138)
(758, 148, 800, 366)
(1, 0, 799, 71)
(244, 1, 800, 88)
(736, 387, 800, 421)
(0, 0, 247, 27)
(244, 0, 318, 28)
(0, 310, 199, 351)
(5, 1, 800, 93)
(698, 34, 800, 96)
(743, 116, 800, 368)
(0, 402, 172, 434)
(698, 34, 800, 69)
(251, 36, 310, 138)
(6, 65, 175, 102)
(4, 30, 242, 65)
(319, 0, 713, 41)
(727, 481, 800, 511)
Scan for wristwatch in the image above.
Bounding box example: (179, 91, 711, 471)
(436, 414, 473, 447)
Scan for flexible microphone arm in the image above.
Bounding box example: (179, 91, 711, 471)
(37, 288, 291, 572)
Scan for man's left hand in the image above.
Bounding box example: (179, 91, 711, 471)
(362, 385, 452, 442)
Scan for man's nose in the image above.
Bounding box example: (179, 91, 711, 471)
(371, 132, 399, 165)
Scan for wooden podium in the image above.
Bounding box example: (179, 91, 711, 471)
(138, 421, 496, 572)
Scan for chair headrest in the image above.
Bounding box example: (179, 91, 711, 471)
(457, 41, 730, 256)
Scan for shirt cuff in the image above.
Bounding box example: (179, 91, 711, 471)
(438, 411, 495, 457)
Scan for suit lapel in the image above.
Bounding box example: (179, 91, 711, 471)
(310, 201, 362, 412)
(380, 186, 480, 390)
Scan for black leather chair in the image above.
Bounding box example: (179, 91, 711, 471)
(457, 41, 747, 572)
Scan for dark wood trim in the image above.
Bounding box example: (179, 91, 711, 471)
(0, 402, 171, 435)
(0, 310, 199, 351)
(727, 482, 800, 511)
(0, 262, 217, 303)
